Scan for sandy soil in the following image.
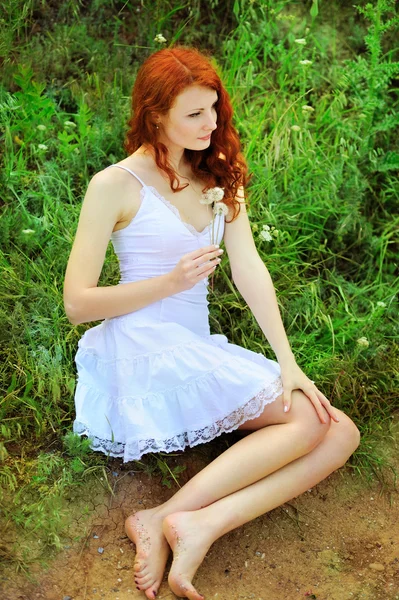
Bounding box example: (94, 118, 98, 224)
(2, 426, 399, 600)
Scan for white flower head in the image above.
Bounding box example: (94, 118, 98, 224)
(261, 224, 278, 240)
(154, 33, 167, 43)
(357, 337, 369, 348)
(376, 301, 386, 308)
(214, 201, 228, 217)
(37, 124, 46, 131)
(291, 125, 301, 131)
(302, 105, 315, 112)
(294, 38, 307, 45)
(259, 229, 273, 242)
(22, 229, 35, 234)
(300, 59, 312, 65)
(64, 120, 76, 128)
(200, 186, 225, 205)
(38, 144, 48, 150)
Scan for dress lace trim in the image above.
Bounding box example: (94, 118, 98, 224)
(73, 376, 284, 463)
(145, 185, 214, 237)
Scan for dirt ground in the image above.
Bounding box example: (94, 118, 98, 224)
(2, 423, 399, 600)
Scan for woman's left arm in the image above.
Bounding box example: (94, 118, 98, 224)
(223, 189, 339, 424)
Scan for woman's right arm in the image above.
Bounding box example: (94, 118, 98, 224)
(63, 170, 223, 325)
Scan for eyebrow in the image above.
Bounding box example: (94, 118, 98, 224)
(186, 98, 218, 113)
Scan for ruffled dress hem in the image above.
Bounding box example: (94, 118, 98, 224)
(73, 375, 284, 463)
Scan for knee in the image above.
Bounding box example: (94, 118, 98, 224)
(333, 413, 361, 467)
(289, 391, 332, 454)
(296, 412, 332, 455)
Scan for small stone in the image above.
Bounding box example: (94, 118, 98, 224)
(112, 471, 118, 477)
(63, 597, 72, 600)
(369, 563, 385, 571)
(98, 547, 104, 554)
(93, 534, 99, 539)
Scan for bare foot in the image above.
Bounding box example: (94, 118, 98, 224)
(125, 508, 170, 599)
(163, 511, 215, 600)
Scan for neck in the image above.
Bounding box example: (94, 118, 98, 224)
(141, 143, 190, 180)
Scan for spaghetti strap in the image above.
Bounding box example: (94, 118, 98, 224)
(106, 164, 147, 188)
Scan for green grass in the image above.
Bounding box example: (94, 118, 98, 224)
(0, 0, 398, 572)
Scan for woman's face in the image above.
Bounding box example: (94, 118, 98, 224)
(157, 85, 218, 151)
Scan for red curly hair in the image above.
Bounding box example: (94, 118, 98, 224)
(124, 45, 251, 221)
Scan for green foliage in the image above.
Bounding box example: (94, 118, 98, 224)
(0, 0, 398, 570)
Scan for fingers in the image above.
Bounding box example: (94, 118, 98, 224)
(193, 247, 224, 268)
(187, 244, 220, 261)
(317, 394, 340, 422)
(282, 394, 291, 413)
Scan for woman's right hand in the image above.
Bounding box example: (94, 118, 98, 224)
(169, 244, 224, 292)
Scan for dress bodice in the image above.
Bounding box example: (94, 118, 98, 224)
(107, 164, 225, 337)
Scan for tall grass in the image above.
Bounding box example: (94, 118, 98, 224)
(0, 0, 398, 570)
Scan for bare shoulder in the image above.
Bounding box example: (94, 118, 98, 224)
(92, 161, 145, 230)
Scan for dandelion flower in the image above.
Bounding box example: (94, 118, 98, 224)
(154, 33, 167, 43)
(200, 186, 225, 205)
(37, 124, 47, 131)
(38, 144, 48, 150)
(357, 337, 369, 348)
(291, 125, 301, 131)
(64, 121, 76, 128)
(294, 38, 307, 45)
(300, 59, 312, 65)
(214, 201, 229, 216)
(22, 229, 35, 234)
(302, 105, 315, 112)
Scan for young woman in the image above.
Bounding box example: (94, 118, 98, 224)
(64, 46, 360, 600)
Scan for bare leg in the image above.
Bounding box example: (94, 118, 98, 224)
(126, 391, 357, 597)
(163, 416, 360, 600)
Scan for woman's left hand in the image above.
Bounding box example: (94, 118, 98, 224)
(279, 361, 340, 424)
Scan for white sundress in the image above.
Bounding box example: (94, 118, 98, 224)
(73, 164, 284, 463)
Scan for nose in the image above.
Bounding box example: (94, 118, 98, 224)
(205, 112, 217, 132)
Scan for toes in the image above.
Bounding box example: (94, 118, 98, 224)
(145, 588, 158, 599)
(134, 561, 149, 576)
(138, 578, 156, 591)
(135, 572, 152, 584)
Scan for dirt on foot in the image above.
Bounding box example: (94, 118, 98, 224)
(1, 429, 399, 600)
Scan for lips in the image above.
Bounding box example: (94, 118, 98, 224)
(199, 134, 211, 140)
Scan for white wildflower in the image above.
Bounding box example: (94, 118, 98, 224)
(74, 147, 80, 154)
(37, 124, 47, 131)
(376, 301, 386, 308)
(214, 201, 228, 216)
(261, 224, 278, 240)
(302, 105, 315, 112)
(260, 229, 273, 242)
(294, 38, 307, 45)
(22, 229, 35, 234)
(154, 33, 167, 43)
(38, 144, 48, 150)
(291, 125, 301, 131)
(64, 120, 77, 128)
(357, 337, 369, 348)
(300, 59, 312, 65)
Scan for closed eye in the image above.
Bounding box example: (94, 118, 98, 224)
(189, 102, 217, 118)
